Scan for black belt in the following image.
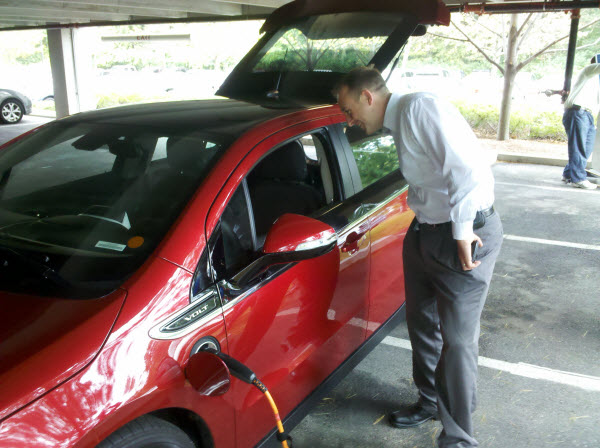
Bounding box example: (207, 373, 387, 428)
(473, 205, 495, 229)
(480, 205, 495, 218)
(415, 205, 495, 231)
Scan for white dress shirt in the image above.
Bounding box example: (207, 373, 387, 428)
(383, 92, 495, 240)
(564, 63, 600, 118)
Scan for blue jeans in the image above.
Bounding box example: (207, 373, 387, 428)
(562, 108, 596, 183)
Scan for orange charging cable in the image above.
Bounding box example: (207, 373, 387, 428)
(252, 378, 291, 448)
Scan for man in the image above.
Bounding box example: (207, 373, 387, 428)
(336, 67, 503, 448)
(562, 57, 600, 190)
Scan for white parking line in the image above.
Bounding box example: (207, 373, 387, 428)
(496, 181, 599, 195)
(382, 336, 600, 392)
(504, 234, 600, 251)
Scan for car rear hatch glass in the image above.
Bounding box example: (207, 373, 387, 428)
(217, 0, 450, 106)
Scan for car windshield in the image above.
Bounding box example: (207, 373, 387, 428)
(0, 121, 228, 299)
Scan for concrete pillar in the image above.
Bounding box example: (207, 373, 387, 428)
(47, 28, 96, 118)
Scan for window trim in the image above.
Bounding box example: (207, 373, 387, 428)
(241, 179, 259, 252)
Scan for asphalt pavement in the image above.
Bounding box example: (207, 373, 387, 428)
(290, 162, 600, 448)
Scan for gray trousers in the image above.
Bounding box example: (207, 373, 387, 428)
(403, 212, 503, 448)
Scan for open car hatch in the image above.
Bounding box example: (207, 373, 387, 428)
(217, 0, 450, 107)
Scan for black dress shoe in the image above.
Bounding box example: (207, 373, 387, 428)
(389, 403, 436, 428)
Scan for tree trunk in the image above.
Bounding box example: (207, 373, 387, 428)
(497, 14, 519, 141)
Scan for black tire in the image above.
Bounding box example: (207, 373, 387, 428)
(0, 99, 24, 124)
(97, 415, 196, 448)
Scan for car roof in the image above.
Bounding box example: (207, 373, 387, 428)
(60, 98, 304, 141)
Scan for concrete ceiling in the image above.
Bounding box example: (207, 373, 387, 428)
(0, 1, 597, 31)
(0, 0, 288, 30)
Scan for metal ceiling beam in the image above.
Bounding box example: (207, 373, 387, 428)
(0, 13, 270, 32)
(26, 0, 244, 16)
(218, 0, 289, 7)
(449, 1, 600, 14)
(0, 6, 129, 21)
(0, 18, 45, 25)
(0, 0, 188, 19)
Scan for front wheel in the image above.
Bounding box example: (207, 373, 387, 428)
(97, 415, 196, 448)
(1, 99, 24, 124)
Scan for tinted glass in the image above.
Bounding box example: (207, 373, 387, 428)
(247, 135, 334, 245)
(253, 13, 407, 73)
(221, 184, 255, 278)
(217, 12, 417, 105)
(0, 121, 228, 298)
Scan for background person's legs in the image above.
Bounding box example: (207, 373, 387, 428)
(563, 109, 594, 183)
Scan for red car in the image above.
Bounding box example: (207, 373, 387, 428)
(0, 1, 449, 447)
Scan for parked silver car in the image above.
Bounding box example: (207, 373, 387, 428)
(0, 89, 33, 124)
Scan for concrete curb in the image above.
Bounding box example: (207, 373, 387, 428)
(496, 152, 592, 169)
(496, 152, 567, 167)
(30, 111, 57, 119)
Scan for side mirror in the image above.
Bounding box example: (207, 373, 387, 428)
(231, 214, 337, 288)
(263, 213, 337, 255)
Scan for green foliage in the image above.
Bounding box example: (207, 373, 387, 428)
(12, 35, 48, 65)
(453, 100, 566, 141)
(404, 9, 600, 79)
(256, 48, 379, 72)
(254, 28, 385, 72)
(351, 136, 399, 187)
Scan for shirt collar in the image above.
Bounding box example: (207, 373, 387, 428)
(383, 92, 402, 133)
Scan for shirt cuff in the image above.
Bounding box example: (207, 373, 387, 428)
(452, 221, 474, 240)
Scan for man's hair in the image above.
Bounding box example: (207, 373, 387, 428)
(333, 66, 389, 100)
(591, 55, 598, 64)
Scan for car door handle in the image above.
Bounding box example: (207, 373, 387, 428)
(341, 230, 367, 254)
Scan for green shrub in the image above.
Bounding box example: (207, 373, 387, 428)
(452, 101, 566, 142)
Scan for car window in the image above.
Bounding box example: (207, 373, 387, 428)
(342, 126, 399, 191)
(247, 133, 336, 246)
(2, 137, 117, 199)
(253, 17, 387, 73)
(210, 131, 338, 285)
(0, 121, 229, 299)
(151, 137, 168, 161)
(191, 247, 213, 301)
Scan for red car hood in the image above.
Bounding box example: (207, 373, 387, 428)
(0, 289, 126, 422)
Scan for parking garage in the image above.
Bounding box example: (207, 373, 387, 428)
(1, 1, 599, 448)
